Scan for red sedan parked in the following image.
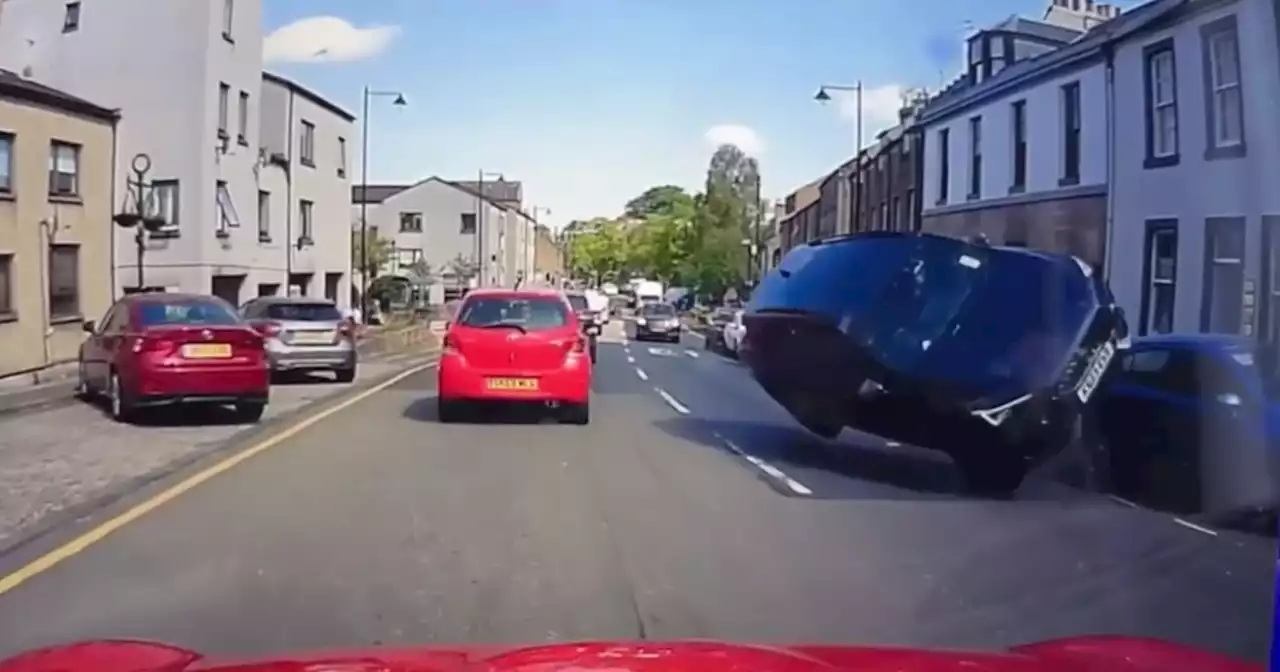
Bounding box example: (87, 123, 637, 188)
(437, 288, 592, 424)
(77, 293, 270, 424)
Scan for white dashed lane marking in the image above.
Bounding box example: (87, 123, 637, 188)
(684, 350, 699, 358)
(626, 355, 635, 364)
(655, 388, 690, 414)
(635, 368, 649, 381)
(714, 432, 813, 496)
(1174, 517, 1219, 536)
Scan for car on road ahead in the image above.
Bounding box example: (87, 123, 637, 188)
(633, 302, 681, 343)
(240, 296, 357, 382)
(77, 293, 270, 424)
(741, 232, 1129, 497)
(564, 291, 601, 361)
(437, 288, 591, 424)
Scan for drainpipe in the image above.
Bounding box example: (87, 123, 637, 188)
(1102, 42, 1116, 282)
(109, 111, 120, 299)
(284, 90, 295, 290)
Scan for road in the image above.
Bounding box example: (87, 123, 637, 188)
(0, 321, 1271, 662)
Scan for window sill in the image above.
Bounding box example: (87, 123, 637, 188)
(300, 159, 315, 169)
(0, 312, 15, 325)
(1205, 142, 1246, 161)
(934, 198, 947, 207)
(48, 194, 82, 205)
(149, 229, 180, 240)
(337, 170, 346, 178)
(1008, 184, 1026, 195)
(238, 136, 248, 147)
(49, 314, 83, 326)
(0, 191, 13, 202)
(966, 193, 980, 202)
(296, 237, 314, 247)
(222, 32, 234, 44)
(215, 230, 230, 239)
(1057, 176, 1080, 188)
(1143, 153, 1179, 170)
(259, 234, 272, 243)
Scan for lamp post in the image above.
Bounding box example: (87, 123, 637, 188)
(112, 153, 168, 293)
(475, 170, 504, 287)
(358, 86, 406, 322)
(815, 82, 864, 233)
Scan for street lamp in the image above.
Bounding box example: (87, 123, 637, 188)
(475, 170, 504, 287)
(112, 153, 169, 293)
(358, 86, 406, 321)
(816, 82, 864, 233)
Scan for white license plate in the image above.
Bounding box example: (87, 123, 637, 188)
(292, 331, 334, 345)
(1076, 341, 1116, 403)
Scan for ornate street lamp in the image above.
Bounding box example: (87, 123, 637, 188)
(112, 153, 169, 292)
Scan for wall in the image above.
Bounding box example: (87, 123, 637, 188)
(0, 99, 115, 377)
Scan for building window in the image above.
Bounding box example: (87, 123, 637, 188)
(905, 189, 915, 230)
(221, 0, 234, 40)
(967, 116, 982, 199)
(396, 248, 422, 269)
(48, 141, 79, 197)
(1143, 39, 1179, 166)
(48, 244, 80, 320)
(299, 120, 315, 166)
(1141, 220, 1178, 335)
(151, 179, 180, 236)
(1061, 82, 1081, 184)
(337, 137, 347, 178)
(1200, 217, 1245, 333)
(0, 133, 12, 194)
(1200, 16, 1244, 158)
(217, 83, 230, 138)
(237, 91, 249, 146)
(0, 254, 11, 318)
(1261, 217, 1280, 350)
(1010, 99, 1027, 192)
(257, 190, 270, 241)
(936, 128, 949, 204)
(299, 199, 314, 242)
(399, 212, 423, 232)
(460, 213, 477, 234)
(215, 180, 239, 234)
(63, 2, 81, 33)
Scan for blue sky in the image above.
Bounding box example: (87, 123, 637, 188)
(263, 0, 1120, 227)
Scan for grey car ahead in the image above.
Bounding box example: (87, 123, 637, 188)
(240, 297, 357, 382)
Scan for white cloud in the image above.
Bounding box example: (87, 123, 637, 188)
(263, 17, 399, 64)
(703, 124, 765, 156)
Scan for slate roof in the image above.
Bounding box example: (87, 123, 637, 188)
(353, 179, 524, 206)
(0, 69, 117, 122)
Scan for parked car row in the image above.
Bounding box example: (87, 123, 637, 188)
(76, 292, 359, 425)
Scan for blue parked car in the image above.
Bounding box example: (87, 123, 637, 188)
(1098, 334, 1278, 527)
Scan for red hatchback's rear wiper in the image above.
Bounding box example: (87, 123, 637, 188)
(474, 322, 528, 334)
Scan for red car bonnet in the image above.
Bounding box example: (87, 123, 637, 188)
(0, 638, 1259, 672)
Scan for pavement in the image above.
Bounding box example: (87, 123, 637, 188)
(0, 321, 1271, 662)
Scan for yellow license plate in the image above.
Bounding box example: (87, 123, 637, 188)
(486, 378, 538, 391)
(182, 343, 232, 359)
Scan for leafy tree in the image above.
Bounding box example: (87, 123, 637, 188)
(352, 229, 394, 278)
(446, 254, 479, 283)
(624, 185, 694, 219)
(567, 219, 628, 283)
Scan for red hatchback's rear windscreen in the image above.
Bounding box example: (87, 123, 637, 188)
(457, 297, 570, 331)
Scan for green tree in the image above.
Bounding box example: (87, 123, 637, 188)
(352, 229, 394, 278)
(567, 219, 628, 283)
(624, 185, 695, 219)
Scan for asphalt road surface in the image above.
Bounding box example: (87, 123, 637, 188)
(0, 321, 1271, 662)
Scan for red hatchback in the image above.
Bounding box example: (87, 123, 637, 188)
(77, 293, 270, 423)
(437, 289, 592, 424)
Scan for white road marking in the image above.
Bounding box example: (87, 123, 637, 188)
(1173, 517, 1218, 536)
(1107, 494, 1137, 508)
(648, 347, 676, 357)
(655, 388, 690, 414)
(626, 355, 635, 364)
(684, 350, 699, 358)
(714, 432, 813, 496)
(635, 368, 649, 381)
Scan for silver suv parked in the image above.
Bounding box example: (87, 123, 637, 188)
(240, 297, 357, 382)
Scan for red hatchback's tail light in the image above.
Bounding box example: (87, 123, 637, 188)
(568, 336, 587, 355)
(442, 334, 459, 354)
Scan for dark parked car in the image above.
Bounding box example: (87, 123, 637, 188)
(1099, 334, 1278, 529)
(740, 232, 1129, 496)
